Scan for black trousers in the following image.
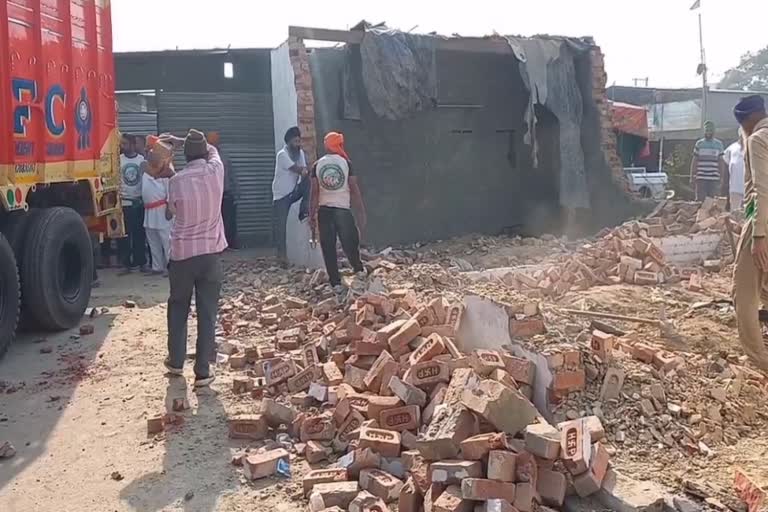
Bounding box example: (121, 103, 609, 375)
(272, 177, 310, 262)
(318, 206, 363, 286)
(118, 203, 147, 269)
(167, 253, 223, 378)
(222, 192, 238, 248)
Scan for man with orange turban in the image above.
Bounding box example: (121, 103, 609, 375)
(309, 131, 367, 293)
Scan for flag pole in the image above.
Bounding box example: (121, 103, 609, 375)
(698, 11, 708, 129)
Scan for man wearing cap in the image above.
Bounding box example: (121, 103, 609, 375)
(690, 121, 726, 200)
(732, 95, 768, 371)
(148, 130, 227, 387)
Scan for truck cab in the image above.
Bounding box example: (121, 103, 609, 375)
(0, 0, 124, 358)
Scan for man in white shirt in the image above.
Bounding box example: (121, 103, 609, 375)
(118, 133, 147, 273)
(724, 136, 745, 210)
(272, 126, 309, 266)
(142, 170, 171, 276)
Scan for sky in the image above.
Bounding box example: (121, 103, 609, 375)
(111, 0, 768, 89)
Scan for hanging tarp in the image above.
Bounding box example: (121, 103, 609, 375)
(610, 101, 649, 139)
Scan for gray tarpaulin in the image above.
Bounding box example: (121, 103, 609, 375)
(343, 27, 437, 121)
(506, 36, 592, 209)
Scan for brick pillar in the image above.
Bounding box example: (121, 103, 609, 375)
(591, 47, 629, 193)
(288, 37, 318, 163)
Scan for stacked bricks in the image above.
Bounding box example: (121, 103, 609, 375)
(287, 36, 317, 163)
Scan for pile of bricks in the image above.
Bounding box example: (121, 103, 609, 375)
(206, 284, 622, 511)
(504, 199, 739, 298)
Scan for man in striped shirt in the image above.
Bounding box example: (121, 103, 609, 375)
(690, 121, 726, 200)
(149, 129, 227, 387)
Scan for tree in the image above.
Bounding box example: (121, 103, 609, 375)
(719, 46, 768, 91)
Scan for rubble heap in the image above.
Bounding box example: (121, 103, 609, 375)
(198, 279, 632, 512)
(496, 199, 740, 298)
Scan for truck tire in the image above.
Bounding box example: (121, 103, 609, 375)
(0, 234, 20, 359)
(21, 207, 93, 330)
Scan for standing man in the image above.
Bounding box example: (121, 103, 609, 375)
(732, 95, 768, 372)
(208, 132, 239, 249)
(151, 130, 227, 387)
(724, 135, 746, 210)
(309, 131, 367, 294)
(690, 121, 726, 201)
(142, 169, 171, 276)
(118, 134, 148, 273)
(272, 127, 310, 267)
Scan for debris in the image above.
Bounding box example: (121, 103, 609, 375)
(0, 441, 16, 459)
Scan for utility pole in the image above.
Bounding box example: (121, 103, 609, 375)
(695, 5, 708, 128)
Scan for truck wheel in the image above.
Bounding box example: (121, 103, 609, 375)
(21, 207, 93, 330)
(0, 234, 20, 359)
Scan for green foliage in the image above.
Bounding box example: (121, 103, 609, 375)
(719, 46, 768, 91)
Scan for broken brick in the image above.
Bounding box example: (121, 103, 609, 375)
(359, 468, 404, 502)
(461, 478, 516, 502)
(367, 395, 403, 421)
(323, 361, 344, 385)
(306, 440, 330, 464)
(551, 369, 586, 393)
(487, 450, 518, 482)
(460, 433, 507, 460)
(430, 459, 483, 485)
(509, 318, 546, 338)
(524, 422, 561, 459)
(399, 477, 423, 512)
(502, 355, 536, 386)
(461, 379, 538, 435)
(591, 330, 615, 360)
(147, 416, 164, 435)
(433, 485, 473, 512)
(513, 482, 539, 512)
(572, 442, 610, 497)
(734, 467, 766, 512)
(418, 406, 476, 460)
(309, 481, 360, 510)
(388, 375, 427, 407)
(261, 398, 296, 427)
(364, 351, 398, 391)
(537, 468, 566, 507)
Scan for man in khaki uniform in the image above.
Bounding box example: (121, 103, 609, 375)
(733, 95, 768, 371)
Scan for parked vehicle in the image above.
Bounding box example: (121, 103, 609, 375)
(624, 167, 672, 200)
(0, 0, 124, 358)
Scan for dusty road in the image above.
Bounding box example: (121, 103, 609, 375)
(0, 256, 304, 512)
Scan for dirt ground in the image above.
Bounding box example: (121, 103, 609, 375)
(1, 247, 767, 511)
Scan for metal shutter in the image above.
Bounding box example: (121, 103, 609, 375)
(157, 92, 275, 247)
(118, 111, 158, 136)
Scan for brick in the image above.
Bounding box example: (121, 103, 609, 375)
(364, 351, 397, 390)
(376, 320, 406, 343)
(633, 270, 659, 286)
(431, 460, 483, 485)
(433, 485, 473, 512)
(423, 384, 448, 425)
(309, 382, 329, 402)
(307, 440, 330, 464)
(462, 479, 516, 502)
(509, 318, 546, 338)
(590, 330, 615, 360)
(572, 442, 610, 497)
(523, 422, 560, 459)
(323, 361, 344, 385)
(399, 477, 423, 512)
(476, 500, 517, 512)
(303, 468, 348, 495)
(288, 364, 321, 393)
(229, 353, 247, 369)
(380, 405, 420, 432)
(355, 340, 387, 356)
(301, 415, 336, 442)
(284, 296, 308, 309)
(347, 393, 372, 415)
(461, 380, 538, 435)
(551, 369, 586, 393)
(502, 355, 536, 386)
(337, 448, 381, 478)
(388, 318, 422, 352)
(228, 414, 268, 440)
(536, 468, 566, 507)
(243, 448, 289, 480)
(631, 343, 657, 363)
(232, 377, 254, 394)
(359, 426, 401, 457)
(309, 481, 360, 510)
(261, 398, 296, 427)
(147, 416, 164, 435)
(600, 368, 625, 400)
(584, 416, 606, 442)
(418, 405, 476, 460)
(489, 369, 517, 390)
(734, 467, 766, 512)
(559, 418, 592, 475)
(388, 375, 427, 406)
(512, 482, 538, 512)
(265, 359, 296, 386)
(359, 468, 404, 502)
(653, 350, 683, 372)
(345, 364, 369, 391)
(349, 490, 390, 512)
(401, 429, 420, 451)
(409, 334, 446, 366)
(471, 350, 506, 376)
(337, 409, 366, 443)
(514, 451, 538, 486)
(356, 303, 377, 327)
(407, 360, 450, 388)
(487, 450, 517, 482)
(367, 395, 403, 421)
(460, 433, 507, 460)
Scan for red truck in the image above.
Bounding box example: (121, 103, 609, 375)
(0, 0, 124, 358)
